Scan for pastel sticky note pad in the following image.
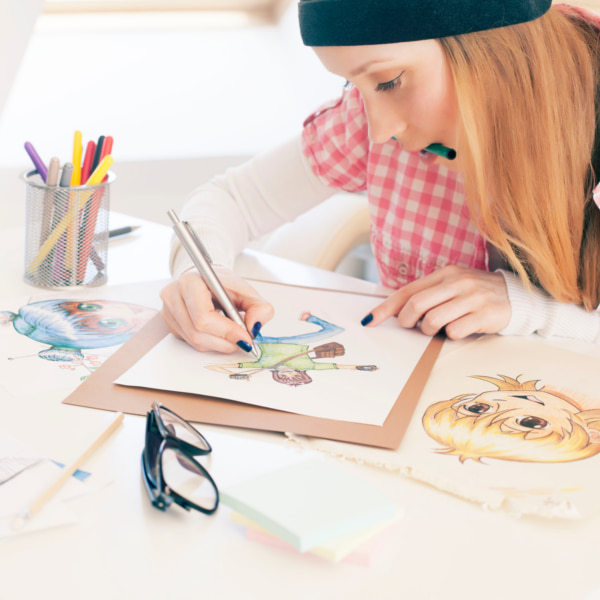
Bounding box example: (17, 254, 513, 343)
(244, 525, 301, 554)
(308, 514, 401, 562)
(234, 510, 401, 564)
(244, 522, 397, 566)
(342, 523, 400, 566)
(221, 458, 399, 552)
(232, 510, 402, 562)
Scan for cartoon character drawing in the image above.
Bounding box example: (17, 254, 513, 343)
(206, 312, 377, 387)
(422, 375, 600, 463)
(0, 299, 155, 362)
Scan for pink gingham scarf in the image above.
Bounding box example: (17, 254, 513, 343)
(301, 86, 487, 289)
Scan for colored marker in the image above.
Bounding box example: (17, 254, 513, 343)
(67, 131, 83, 275)
(71, 130, 83, 186)
(27, 157, 113, 277)
(59, 162, 73, 188)
(424, 143, 457, 160)
(24, 141, 48, 182)
(86, 154, 113, 186)
(35, 157, 61, 283)
(99, 136, 113, 183)
(91, 135, 105, 173)
(46, 157, 60, 187)
(40, 157, 60, 244)
(77, 154, 114, 282)
(52, 163, 74, 283)
(78, 138, 99, 280)
(80, 140, 96, 184)
(100, 136, 113, 161)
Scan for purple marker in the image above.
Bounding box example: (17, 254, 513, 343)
(24, 141, 48, 182)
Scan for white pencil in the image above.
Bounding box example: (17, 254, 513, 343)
(12, 412, 124, 531)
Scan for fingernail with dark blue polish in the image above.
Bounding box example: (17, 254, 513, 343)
(251, 322, 262, 337)
(237, 340, 252, 353)
(361, 313, 373, 326)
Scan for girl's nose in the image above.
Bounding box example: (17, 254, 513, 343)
(363, 97, 406, 144)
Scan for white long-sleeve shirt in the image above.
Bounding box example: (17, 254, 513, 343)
(170, 134, 600, 344)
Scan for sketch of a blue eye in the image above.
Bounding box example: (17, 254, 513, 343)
(77, 303, 102, 311)
(98, 318, 126, 329)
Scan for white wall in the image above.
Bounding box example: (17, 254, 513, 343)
(0, 3, 343, 169)
(0, 0, 45, 123)
(0, 2, 374, 280)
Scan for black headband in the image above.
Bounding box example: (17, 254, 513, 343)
(298, 0, 552, 46)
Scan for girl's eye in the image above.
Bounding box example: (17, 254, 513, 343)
(375, 72, 404, 92)
(517, 416, 549, 430)
(464, 402, 492, 414)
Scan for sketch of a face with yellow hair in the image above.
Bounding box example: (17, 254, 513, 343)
(422, 375, 600, 463)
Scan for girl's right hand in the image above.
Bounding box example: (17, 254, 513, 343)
(159, 268, 274, 353)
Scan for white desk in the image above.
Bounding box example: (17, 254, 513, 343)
(1, 215, 599, 600)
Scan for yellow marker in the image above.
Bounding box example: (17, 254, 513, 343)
(27, 155, 113, 277)
(85, 154, 114, 185)
(66, 131, 83, 272)
(71, 130, 82, 186)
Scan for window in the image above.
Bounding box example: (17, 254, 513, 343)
(44, 0, 292, 23)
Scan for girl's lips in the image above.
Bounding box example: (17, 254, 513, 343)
(418, 148, 438, 165)
(392, 138, 440, 164)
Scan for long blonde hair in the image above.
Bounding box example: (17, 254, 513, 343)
(440, 7, 600, 309)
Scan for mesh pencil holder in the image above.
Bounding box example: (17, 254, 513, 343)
(23, 169, 116, 289)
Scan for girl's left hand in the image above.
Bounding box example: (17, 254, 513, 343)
(364, 266, 511, 339)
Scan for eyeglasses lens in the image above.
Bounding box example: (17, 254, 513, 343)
(157, 406, 211, 452)
(162, 447, 217, 512)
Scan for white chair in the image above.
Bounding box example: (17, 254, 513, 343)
(252, 192, 372, 275)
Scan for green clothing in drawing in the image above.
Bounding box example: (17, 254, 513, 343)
(238, 343, 338, 371)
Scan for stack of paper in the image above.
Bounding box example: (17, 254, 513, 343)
(0, 430, 96, 539)
(221, 458, 402, 564)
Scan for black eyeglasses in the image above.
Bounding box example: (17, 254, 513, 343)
(141, 401, 219, 514)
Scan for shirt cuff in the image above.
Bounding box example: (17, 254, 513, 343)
(498, 270, 600, 343)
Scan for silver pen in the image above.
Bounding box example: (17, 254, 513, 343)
(168, 210, 261, 360)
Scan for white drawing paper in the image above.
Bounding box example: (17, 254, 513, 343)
(0, 429, 85, 539)
(116, 281, 432, 426)
(406, 335, 600, 517)
(0, 281, 161, 396)
(292, 336, 600, 518)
